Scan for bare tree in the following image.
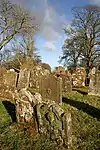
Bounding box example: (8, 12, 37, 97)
(60, 5, 100, 84)
(0, 0, 37, 51)
(2, 33, 41, 71)
(60, 35, 84, 68)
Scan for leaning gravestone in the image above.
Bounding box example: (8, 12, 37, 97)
(15, 88, 72, 149)
(40, 74, 62, 103)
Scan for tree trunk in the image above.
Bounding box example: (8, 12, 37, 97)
(85, 60, 91, 86)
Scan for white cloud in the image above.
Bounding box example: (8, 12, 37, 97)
(10, 0, 68, 50)
(44, 41, 56, 51)
(40, 5, 64, 41)
(89, 0, 100, 5)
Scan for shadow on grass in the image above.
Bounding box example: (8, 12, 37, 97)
(2, 101, 17, 122)
(62, 97, 100, 120)
(72, 88, 88, 95)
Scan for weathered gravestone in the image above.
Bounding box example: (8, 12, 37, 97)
(88, 68, 100, 96)
(15, 88, 42, 124)
(54, 66, 66, 76)
(61, 70, 72, 92)
(29, 65, 50, 89)
(72, 67, 86, 87)
(17, 68, 31, 90)
(17, 62, 50, 90)
(15, 88, 72, 149)
(53, 67, 72, 93)
(0, 68, 17, 99)
(40, 74, 62, 103)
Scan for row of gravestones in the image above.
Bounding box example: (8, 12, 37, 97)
(0, 65, 89, 102)
(0, 64, 100, 149)
(1, 64, 100, 101)
(54, 66, 86, 88)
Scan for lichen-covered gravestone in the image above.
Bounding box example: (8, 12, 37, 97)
(88, 68, 100, 96)
(72, 67, 86, 87)
(15, 88, 72, 149)
(53, 67, 72, 93)
(61, 71, 72, 92)
(40, 74, 62, 103)
(54, 66, 66, 76)
(0, 68, 17, 99)
(17, 68, 31, 90)
(29, 65, 50, 89)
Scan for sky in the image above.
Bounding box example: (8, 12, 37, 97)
(11, 0, 100, 69)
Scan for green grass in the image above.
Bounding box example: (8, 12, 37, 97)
(0, 100, 58, 150)
(0, 101, 12, 131)
(0, 87, 100, 150)
(63, 87, 100, 150)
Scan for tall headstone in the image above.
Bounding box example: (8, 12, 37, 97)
(17, 68, 31, 90)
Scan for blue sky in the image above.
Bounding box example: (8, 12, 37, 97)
(11, 0, 100, 69)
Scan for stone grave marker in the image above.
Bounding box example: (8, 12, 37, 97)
(72, 67, 86, 87)
(17, 68, 31, 90)
(0, 68, 17, 99)
(40, 74, 62, 103)
(61, 74, 72, 92)
(29, 65, 50, 89)
(88, 69, 100, 96)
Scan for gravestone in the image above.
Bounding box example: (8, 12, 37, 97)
(0, 67, 6, 86)
(53, 67, 72, 93)
(88, 68, 100, 96)
(61, 74, 72, 92)
(15, 88, 72, 149)
(17, 68, 31, 90)
(40, 74, 62, 103)
(0, 68, 17, 99)
(54, 66, 66, 76)
(15, 89, 41, 124)
(72, 67, 86, 87)
(3, 70, 17, 90)
(29, 65, 50, 89)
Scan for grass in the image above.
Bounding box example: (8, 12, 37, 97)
(0, 101, 12, 132)
(0, 87, 100, 150)
(62, 87, 100, 150)
(0, 100, 59, 150)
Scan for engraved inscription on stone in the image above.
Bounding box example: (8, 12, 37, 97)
(40, 74, 62, 103)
